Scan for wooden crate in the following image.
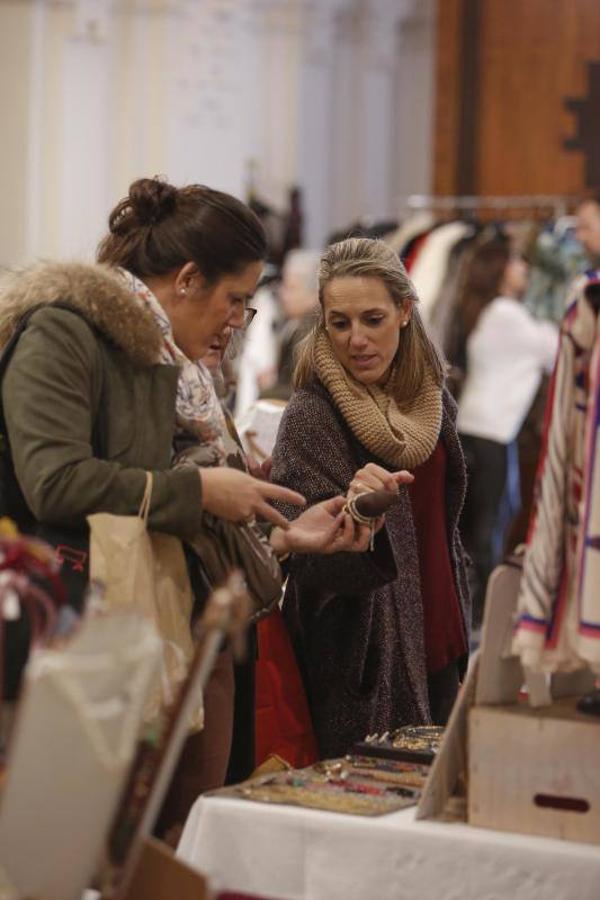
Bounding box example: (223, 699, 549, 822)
(121, 837, 208, 900)
(469, 698, 600, 844)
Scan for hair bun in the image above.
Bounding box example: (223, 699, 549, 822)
(129, 177, 177, 226)
(108, 177, 178, 236)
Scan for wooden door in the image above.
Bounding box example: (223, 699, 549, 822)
(433, 0, 600, 197)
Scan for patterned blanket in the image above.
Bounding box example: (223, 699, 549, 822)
(513, 270, 600, 673)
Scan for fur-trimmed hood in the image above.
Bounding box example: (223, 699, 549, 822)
(0, 262, 163, 366)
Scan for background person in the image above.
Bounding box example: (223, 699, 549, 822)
(258, 249, 321, 402)
(575, 192, 600, 265)
(202, 322, 321, 781)
(456, 238, 558, 627)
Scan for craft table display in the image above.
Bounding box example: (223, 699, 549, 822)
(177, 794, 600, 900)
(176, 639, 600, 900)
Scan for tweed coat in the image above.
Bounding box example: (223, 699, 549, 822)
(271, 380, 470, 758)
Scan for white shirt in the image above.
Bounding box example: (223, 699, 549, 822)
(234, 285, 279, 421)
(456, 297, 559, 444)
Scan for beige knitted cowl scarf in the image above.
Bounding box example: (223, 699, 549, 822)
(313, 330, 442, 469)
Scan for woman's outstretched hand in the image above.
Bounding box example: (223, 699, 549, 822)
(200, 468, 305, 529)
(270, 496, 372, 556)
(347, 462, 414, 501)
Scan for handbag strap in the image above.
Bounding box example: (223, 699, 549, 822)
(138, 472, 153, 524)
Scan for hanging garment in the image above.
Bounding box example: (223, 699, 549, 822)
(429, 232, 478, 354)
(402, 230, 433, 273)
(410, 222, 474, 324)
(512, 271, 600, 673)
(524, 224, 588, 323)
(384, 210, 435, 255)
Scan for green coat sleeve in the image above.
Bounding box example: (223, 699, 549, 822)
(2, 307, 204, 538)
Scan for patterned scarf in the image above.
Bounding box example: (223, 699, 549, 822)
(512, 270, 600, 674)
(120, 270, 227, 467)
(313, 330, 442, 469)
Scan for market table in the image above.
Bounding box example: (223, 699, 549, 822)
(176, 794, 600, 900)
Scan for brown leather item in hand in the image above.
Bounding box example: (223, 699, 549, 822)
(352, 490, 399, 519)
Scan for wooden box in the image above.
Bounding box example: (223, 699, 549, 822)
(122, 837, 208, 900)
(469, 697, 600, 845)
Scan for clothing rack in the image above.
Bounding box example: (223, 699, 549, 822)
(402, 193, 578, 218)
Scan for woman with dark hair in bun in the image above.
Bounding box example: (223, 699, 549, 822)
(0, 177, 371, 829)
(2, 177, 311, 539)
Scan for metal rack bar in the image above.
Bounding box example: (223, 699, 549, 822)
(401, 193, 578, 217)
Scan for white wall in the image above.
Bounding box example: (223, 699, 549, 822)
(0, 0, 436, 266)
(0, 0, 36, 265)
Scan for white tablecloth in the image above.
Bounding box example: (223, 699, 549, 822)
(177, 795, 600, 900)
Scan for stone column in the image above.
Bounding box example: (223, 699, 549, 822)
(57, 0, 113, 258)
(296, 0, 345, 248)
(243, 1, 304, 213)
(163, 0, 252, 197)
(392, 0, 436, 211)
(356, 0, 411, 222)
(0, 0, 40, 265)
(16, 0, 180, 260)
(329, 0, 431, 234)
(241, 0, 351, 249)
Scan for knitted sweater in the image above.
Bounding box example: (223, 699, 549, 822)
(271, 381, 470, 758)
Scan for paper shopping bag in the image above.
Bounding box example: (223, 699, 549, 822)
(88, 473, 201, 729)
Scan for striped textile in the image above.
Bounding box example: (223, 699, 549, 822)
(512, 270, 600, 674)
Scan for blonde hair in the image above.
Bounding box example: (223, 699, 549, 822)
(294, 238, 444, 405)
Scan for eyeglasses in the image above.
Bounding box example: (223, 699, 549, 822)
(230, 307, 257, 332)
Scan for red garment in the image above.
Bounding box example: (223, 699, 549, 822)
(255, 608, 319, 768)
(408, 440, 467, 674)
(217, 894, 271, 900)
(403, 231, 430, 273)
(217, 894, 272, 900)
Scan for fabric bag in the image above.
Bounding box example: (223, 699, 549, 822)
(87, 473, 201, 729)
(254, 607, 318, 769)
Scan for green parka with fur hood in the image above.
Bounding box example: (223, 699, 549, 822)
(0, 262, 204, 536)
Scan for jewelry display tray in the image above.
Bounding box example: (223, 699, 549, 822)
(351, 741, 436, 765)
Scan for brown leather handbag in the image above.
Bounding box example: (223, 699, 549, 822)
(188, 514, 282, 622)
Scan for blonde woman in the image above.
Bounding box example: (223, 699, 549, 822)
(271, 238, 471, 758)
